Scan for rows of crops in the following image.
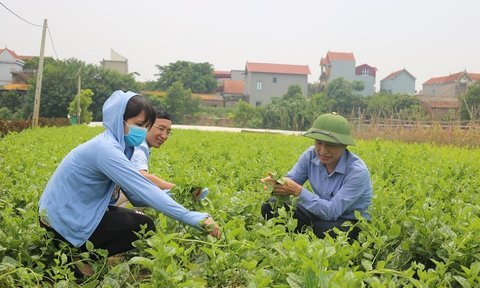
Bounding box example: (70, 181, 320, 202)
(1, 126, 479, 287)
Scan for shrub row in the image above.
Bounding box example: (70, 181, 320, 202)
(0, 118, 70, 137)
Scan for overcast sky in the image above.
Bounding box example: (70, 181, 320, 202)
(2, 0, 479, 92)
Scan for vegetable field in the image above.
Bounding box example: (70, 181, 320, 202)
(1, 126, 479, 287)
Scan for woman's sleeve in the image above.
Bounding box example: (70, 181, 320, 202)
(97, 148, 209, 227)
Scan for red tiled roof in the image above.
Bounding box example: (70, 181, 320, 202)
(246, 62, 310, 75)
(470, 73, 480, 81)
(356, 63, 376, 70)
(223, 80, 244, 94)
(18, 55, 34, 61)
(214, 70, 231, 78)
(355, 64, 377, 77)
(443, 72, 466, 83)
(383, 70, 403, 80)
(0, 48, 33, 62)
(320, 51, 355, 66)
(327, 51, 355, 62)
(0, 48, 22, 60)
(424, 75, 448, 85)
(423, 71, 480, 85)
(381, 68, 416, 81)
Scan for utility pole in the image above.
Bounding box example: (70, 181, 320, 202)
(32, 19, 47, 127)
(76, 68, 82, 124)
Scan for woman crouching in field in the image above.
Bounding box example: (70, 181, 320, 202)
(38, 90, 220, 275)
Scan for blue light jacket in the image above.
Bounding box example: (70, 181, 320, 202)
(131, 140, 150, 171)
(287, 146, 372, 221)
(38, 90, 209, 247)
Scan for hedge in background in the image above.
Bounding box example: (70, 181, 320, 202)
(0, 118, 70, 137)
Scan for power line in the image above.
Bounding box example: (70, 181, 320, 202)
(47, 27, 59, 59)
(0, 1, 42, 28)
(1, 1, 60, 60)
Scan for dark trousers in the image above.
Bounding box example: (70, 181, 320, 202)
(40, 206, 156, 256)
(261, 198, 360, 239)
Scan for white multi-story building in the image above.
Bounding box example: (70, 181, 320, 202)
(0, 48, 25, 86)
(319, 51, 376, 96)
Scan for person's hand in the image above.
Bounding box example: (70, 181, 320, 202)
(260, 175, 302, 197)
(260, 174, 276, 188)
(192, 187, 209, 201)
(203, 217, 221, 239)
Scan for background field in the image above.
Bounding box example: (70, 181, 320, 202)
(0, 126, 479, 287)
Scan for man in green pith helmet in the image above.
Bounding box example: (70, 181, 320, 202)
(261, 112, 372, 239)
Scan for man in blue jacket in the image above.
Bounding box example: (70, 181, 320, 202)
(261, 112, 372, 239)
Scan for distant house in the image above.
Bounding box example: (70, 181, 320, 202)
(0, 48, 25, 86)
(320, 51, 376, 96)
(244, 62, 310, 106)
(419, 71, 480, 118)
(214, 70, 231, 82)
(419, 96, 461, 119)
(380, 68, 416, 95)
(101, 49, 128, 75)
(142, 90, 224, 107)
(213, 70, 231, 90)
(213, 70, 231, 79)
(355, 64, 377, 96)
(320, 51, 356, 86)
(230, 70, 245, 81)
(223, 80, 246, 107)
(213, 70, 247, 106)
(422, 71, 480, 98)
(193, 93, 224, 107)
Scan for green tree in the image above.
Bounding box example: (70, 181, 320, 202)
(143, 93, 167, 112)
(365, 93, 422, 118)
(166, 81, 200, 123)
(325, 78, 366, 114)
(0, 90, 28, 117)
(351, 80, 365, 92)
(305, 92, 335, 127)
(460, 83, 480, 120)
(156, 61, 216, 93)
(81, 64, 139, 120)
(282, 85, 308, 130)
(139, 80, 159, 91)
(308, 82, 323, 96)
(261, 85, 308, 130)
(22, 58, 139, 120)
(272, 98, 290, 130)
(261, 102, 280, 129)
(233, 100, 261, 128)
(68, 89, 94, 124)
(282, 85, 303, 101)
(22, 56, 55, 70)
(286, 96, 307, 130)
(0, 107, 13, 119)
(23, 58, 83, 119)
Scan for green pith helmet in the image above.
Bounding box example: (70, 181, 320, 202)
(303, 112, 356, 146)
